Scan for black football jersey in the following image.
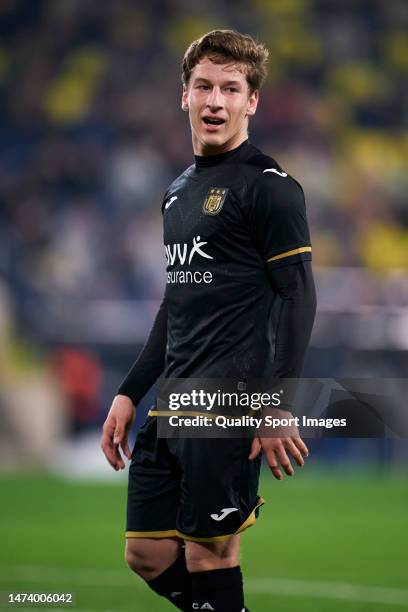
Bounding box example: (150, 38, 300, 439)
(160, 139, 312, 381)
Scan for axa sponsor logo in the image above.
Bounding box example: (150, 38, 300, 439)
(165, 236, 214, 285)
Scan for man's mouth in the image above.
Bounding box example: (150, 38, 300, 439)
(203, 117, 225, 125)
(202, 117, 226, 126)
(202, 117, 226, 132)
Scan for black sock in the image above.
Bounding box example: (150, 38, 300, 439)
(191, 566, 245, 612)
(148, 551, 191, 610)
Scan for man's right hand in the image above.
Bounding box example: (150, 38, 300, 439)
(101, 395, 135, 470)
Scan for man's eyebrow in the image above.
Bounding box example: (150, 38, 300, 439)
(193, 77, 243, 87)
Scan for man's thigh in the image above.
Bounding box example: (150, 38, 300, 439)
(126, 416, 181, 538)
(126, 419, 263, 542)
(185, 535, 241, 572)
(125, 537, 183, 580)
(169, 436, 264, 542)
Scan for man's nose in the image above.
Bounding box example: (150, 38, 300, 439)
(207, 87, 223, 109)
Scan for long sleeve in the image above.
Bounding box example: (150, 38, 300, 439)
(248, 166, 316, 413)
(117, 299, 168, 406)
(268, 260, 316, 378)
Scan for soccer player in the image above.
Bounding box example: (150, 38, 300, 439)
(101, 30, 316, 612)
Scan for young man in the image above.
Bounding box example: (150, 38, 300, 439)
(101, 30, 316, 612)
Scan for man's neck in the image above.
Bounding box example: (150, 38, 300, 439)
(192, 131, 249, 157)
(194, 139, 249, 167)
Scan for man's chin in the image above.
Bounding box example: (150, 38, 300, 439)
(199, 133, 229, 152)
(201, 133, 224, 144)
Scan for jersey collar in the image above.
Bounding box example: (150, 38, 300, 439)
(194, 139, 250, 168)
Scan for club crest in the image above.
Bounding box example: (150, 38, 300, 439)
(202, 187, 228, 215)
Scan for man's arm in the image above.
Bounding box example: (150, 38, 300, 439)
(248, 169, 316, 478)
(267, 259, 316, 404)
(117, 298, 168, 405)
(101, 299, 168, 470)
(249, 261, 316, 479)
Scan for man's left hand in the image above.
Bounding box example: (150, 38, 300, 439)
(248, 408, 309, 479)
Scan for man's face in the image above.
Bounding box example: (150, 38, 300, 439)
(182, 56, 259, 155)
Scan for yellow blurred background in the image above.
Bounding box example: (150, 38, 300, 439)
(0, 0, 407, 471)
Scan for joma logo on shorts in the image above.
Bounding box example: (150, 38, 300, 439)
(165, 236, 213, 266)
(210, 507, 238, 521)
(192, 603, 215, 610)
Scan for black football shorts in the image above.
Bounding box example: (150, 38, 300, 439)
(126, 414, 264, 542)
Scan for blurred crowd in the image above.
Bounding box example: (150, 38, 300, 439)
(1, 0, 407, 308)
(0, 0, 407, 445)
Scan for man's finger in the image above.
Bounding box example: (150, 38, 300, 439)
(112, 432, 126, 469)
(101, 435, 121, 470)
(101, 422, 127, 470)
(121, 437, 132, 460)
(111, 441, 125, 470)
(265, 448, 283, 480)
(113, 425, 124, 445)
(293, 437, 309, 457)
(285, 439, 305, 467)
(249, 437, 262, 460)
(276, 444, 294, 476)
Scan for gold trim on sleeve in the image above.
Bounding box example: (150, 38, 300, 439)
(267, 246, 312, 263)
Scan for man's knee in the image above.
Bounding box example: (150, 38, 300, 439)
(125, 537, 181, 581)
(185, 536, 241, 573)
(125, 539, 155, 576)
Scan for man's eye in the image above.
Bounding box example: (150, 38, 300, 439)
(197, 85, 209, 90)
(226, 87, 238, 93)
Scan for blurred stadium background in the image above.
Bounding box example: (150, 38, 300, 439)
(0, 0, 407, 610)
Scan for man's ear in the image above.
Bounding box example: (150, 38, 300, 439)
(246, 89, 259, 117)
(181, 85, 189, 112)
